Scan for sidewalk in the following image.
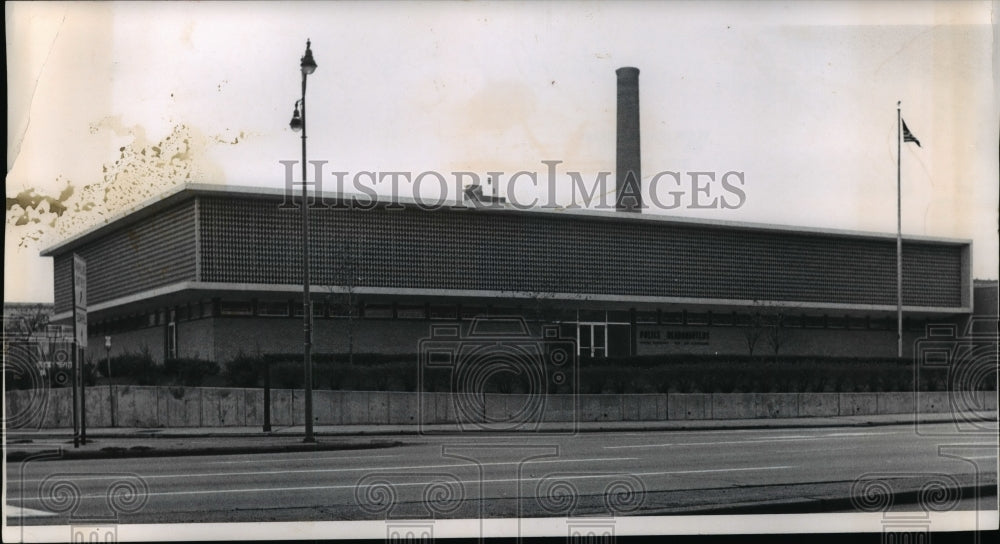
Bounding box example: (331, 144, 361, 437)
(5, 411, 996, 461)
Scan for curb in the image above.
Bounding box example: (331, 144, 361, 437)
(314, 414, 999, 436)
(4, 439, 404, 462)
(675, 483, 998, 515)
(9, 413, 996, 440)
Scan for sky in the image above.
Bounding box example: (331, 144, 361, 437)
(5, 1, 999, 303)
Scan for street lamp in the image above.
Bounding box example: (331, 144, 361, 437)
(105, 336, 115, 427)
(290, 39, 317, 443)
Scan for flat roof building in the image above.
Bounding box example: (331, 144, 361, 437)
(38, 67, 985, 363)
(40, 181, 976, 363)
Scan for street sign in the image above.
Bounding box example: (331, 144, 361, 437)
(73, 254, 87, 347)
(75, 311, 88, 347)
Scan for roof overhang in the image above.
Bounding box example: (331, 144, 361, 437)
(51, 280, 972, 324)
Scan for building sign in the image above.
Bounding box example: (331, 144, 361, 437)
(72, 254, 87, 347)
(637, 327, 710, 347)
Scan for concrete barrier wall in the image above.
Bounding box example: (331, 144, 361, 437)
(3, 387, 996, 428)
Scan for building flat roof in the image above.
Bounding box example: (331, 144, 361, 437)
(41, 182, 972, 257)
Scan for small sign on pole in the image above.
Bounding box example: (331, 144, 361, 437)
(72, 254, 88, 446)
(73, 254, 88, 347)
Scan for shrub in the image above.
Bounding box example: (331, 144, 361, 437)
(82, 361, 98, 386)
(209, 352, 976, 394)
(226, 352, 263, 388)
(164, 358, 220, 386)
(271, 361, 303, 389)
(99, 348, 161, 385)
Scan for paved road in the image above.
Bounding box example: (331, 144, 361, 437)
(5, 423, 997, 524)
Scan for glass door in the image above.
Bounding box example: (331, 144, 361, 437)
(577, 323, 607, 358)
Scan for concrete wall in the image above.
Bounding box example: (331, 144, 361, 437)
(6, 387, 994, 429)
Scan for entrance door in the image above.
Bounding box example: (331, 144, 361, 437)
(577, 323, 607, 358)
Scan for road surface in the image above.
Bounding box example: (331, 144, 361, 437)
(5, 423, 997, 524)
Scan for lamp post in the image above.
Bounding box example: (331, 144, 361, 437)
(105, 336, 115, 427)
(290, 39, 317, 443)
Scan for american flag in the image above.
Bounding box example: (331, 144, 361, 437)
(902, 119, 921, 147)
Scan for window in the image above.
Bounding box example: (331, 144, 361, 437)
(329, 301, 359, 318)
(634, 311, 658, 324)
(258, 301, 290, 317)
(870, 317, 891, 330)
(428, 305, 458, 320)
(397, 305, 426, 319)
(460, 306, 489, 319)
(579, 310, 605, 322)
(784, 315, 804, 328)
(662, 311, 684, 325)
(804, 315, 826, 328)
(686, 312, 709, 326)
(490, 307, 520, 318)
(905, 318, 927, 332)
(711, 312, 735, 327)
(848, 316, 868, 330)
(220, 301, 254, 316)
(363, 304, 394, 319)
(293, 301, 326, 318)
(166, 321, 177, 359)
(607, 310, 631, 324)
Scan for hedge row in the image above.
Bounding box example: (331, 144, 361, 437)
(232, 358, 988, 394)
(89, 350, 220, 386)
(9, 350, 993, 393)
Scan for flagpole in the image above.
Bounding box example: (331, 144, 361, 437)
(896, 101, 903, 358)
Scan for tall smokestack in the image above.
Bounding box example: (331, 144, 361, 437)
(615, 67, 641, 212)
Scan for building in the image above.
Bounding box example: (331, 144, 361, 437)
(3, 302, 55, 335)
(39, 68, 985, 363)
(39, 180, 980, 362)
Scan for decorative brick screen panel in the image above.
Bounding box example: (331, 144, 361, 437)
(198, 195, 964, 309)
(53, 201, 198, 313)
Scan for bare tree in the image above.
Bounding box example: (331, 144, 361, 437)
(742, 305, 765, 357)
(764, 311, 792, 358)
(3, 304, 53, 341)
(329, 241, 358, 366)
